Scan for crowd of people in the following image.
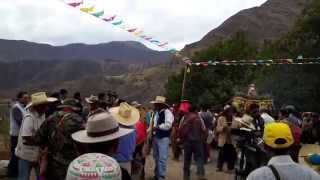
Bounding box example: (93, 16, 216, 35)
(5, 88, 320, 180)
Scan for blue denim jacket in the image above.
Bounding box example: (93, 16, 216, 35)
(114, 129, 136, 162)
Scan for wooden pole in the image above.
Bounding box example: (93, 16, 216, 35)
(181, 65, 188, 101)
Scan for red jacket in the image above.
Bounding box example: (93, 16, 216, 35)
(135, 120, 147, 145)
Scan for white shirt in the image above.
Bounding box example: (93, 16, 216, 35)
(21, 110, 46, 137)
(16, 109, 46, 162)
(261, 113, 275, 125)
(156, 109, 174, 130)
(247, 155, 320, 180)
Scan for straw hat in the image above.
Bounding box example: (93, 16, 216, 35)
(72, 112, 133, 143)
(150, 96, 169, 107)
(26, 92, 57, 109)
(110, 102, 140, 126)
(234, 117, 256, 130)
(66, 153, 121, 180)
(85, 95, 99, 104)
(299, 144, 320, 173)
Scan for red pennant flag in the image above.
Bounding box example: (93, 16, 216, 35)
(103, 15, 116, 22)
(68, 1, 83, 7)
(127, 28, 137, 33)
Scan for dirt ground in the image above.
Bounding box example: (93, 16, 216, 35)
(142, 150, 234, 180)
(0, 132, 233, 180)
(1, 151, 234, 180)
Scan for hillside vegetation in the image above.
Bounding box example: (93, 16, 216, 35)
(165, 1, 320, 112)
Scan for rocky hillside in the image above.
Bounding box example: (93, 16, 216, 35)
(183, 0, 315, 55)
(0, 39, 172, 94)
(0, 39, 171, 64)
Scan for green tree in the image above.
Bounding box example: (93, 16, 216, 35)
(166, 2, 320, 111)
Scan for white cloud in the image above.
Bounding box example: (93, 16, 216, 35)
(0, 0, 267, 50)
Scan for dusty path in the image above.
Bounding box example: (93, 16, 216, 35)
(140, 150, 235, 180)
(1, 133, 234, 180)
(1, 153, 234, 180)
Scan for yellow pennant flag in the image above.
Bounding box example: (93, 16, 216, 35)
(80, 6, 95, 13)
(187, 67, 191, 74)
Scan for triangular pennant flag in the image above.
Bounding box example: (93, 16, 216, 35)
(187, 67, 191, 74)
(134, 31, 144, 36)
(68, 1, 83, 7)
(103, 15, 116, 22)
(80, 6, 95, 13)
(112, 20, 123, 26)
(127, 28, 137, 33)
(91, 10, 104, 17)
(150, 40, 160, 44)
(158, 42, 168, 47)
(297, 54, 303, 60)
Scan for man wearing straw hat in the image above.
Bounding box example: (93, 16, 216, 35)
(247, 122, 320, 180)
(150, 96, 174, 180)
(33, 99, 85, 180)
(15, 92, 57, 180)
(110, 102, 140, 175)
(71, 112, 133, 180)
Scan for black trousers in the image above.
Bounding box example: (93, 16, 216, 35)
(7, 136, 19, 177)
(133, 143, 146, 178)
(183, 141, 205, 178)
(217, 143, 236, 170)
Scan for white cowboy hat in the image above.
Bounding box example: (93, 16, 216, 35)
(131, 101, 142, 108)
(150, 96, 169, 107)
(66, 153, 121, 180)
(26, 92, 57, 109)
(85, 95, 99, 104)
(72, 112, 133, 144)
(110, 102, 140, 126)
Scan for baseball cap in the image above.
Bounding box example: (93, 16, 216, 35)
(263, 122, 294, 149)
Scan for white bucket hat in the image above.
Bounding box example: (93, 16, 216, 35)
(66, 153, 121, 180)
(85, 95, 99, 104)
(72, 112, 133, 143)
(26, 92, 57, 109)
(110, 102, 140, 126)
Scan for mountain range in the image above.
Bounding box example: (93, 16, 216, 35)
(0, 40, 172, 99)
(0, 39, 171, 64)
(0, 0, 316, 103)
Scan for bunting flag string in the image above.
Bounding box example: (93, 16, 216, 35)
(62, 0, 177, 52)
(182, 57, 320, 66)
(63, 1, 319, 65)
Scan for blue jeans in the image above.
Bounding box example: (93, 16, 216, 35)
(153, 137, 170, 179)
(18, 159, 38, 180)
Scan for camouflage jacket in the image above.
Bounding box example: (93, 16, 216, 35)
(35, 111, 84, 179)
